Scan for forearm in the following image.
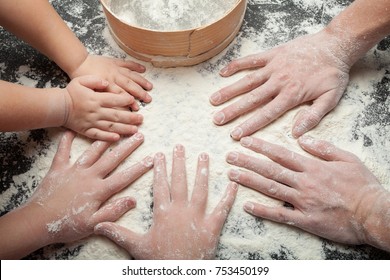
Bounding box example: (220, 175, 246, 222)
(325, 0, 390, 66)
(0, 0, 88, 76)
(0, 81, 66, 131)
(0, 204, 50, 259)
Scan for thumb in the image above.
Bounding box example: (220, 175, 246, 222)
(292, 90, 342, 138)
(94, 222, 143, 256)
(76, 75, 109, 91)
(90, 197, 136, 225)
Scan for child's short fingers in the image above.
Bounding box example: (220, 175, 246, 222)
(77, 75, 109, 91)
(153, 153, 171, 214)
(190, 153, 210, 212)
(99, 109, 144, 126)
(103, 156, 154, 196)
(116, 59, 147, 74)
(170, 145, 188, 204)
(209, 182, 238, 233)
(94, 133, 144, 176)
(99, 92, 135, 108)
(51, 130, 76, 168)
(90, 197, 136, 225)
(116, 77, 152, 103)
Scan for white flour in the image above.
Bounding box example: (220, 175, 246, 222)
(1, 0, 389, 259)
(109, 0, 238, 31)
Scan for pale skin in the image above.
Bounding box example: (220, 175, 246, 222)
(210, 0, 390, 140)
(226, 136, 390, 252)
(95, 145, 238, 260)
(0, 131, 153, 259)
(0, 0, 153, 141)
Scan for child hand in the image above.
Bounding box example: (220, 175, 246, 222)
(69, 55, 153, 109)
(95, 145, 238, 259)
(27, 131, 153, 246)
(62, 75, 143, 141)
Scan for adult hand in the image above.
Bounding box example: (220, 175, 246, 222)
(69, 55, 153, 110)
(226, 136, 388, 248)
(28, 131, 153, 245)
(95, 145, 238, 259)
(210, 30, 351, 140)
(63, 75, 144, 141)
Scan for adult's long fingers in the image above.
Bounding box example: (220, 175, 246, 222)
(210, 70, 269, 106)
(298, 135, 360, 163)
(292, 89, 343, 138)
(212, 83, 275, 126)
(219, 52, 271, 77)
(226, 151, 299, 187)
(229, 94, 294, 140)
(228, 168, 299, 205)
(240, 137, 308, 172)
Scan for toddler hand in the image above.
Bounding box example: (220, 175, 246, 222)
(63, 75, 143, 141)
(69, 55, 153, 110)
(95, 145, 238, 259)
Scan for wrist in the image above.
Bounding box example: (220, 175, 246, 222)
(356, 187, 390, 251)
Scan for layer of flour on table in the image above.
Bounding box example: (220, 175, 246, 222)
(109, 0, 238, 31)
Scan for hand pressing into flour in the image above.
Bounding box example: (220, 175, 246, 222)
(226, 136, 390, 252)
(0, 131, 153, 259)
(63, 76, 143, 141)
(210, 30, 350, 140)
(211, 0, 390, 140)
(69, 55, 153, 110)
(95, 145, 238, 259)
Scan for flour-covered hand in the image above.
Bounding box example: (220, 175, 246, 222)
(95, 145, 238, 259)
(63, 75, 144, 141)
(29, 131, 152, 244)
(210, 30, 351, 140)
(69, 55, 153, 109)
(226, 136, 390, 251)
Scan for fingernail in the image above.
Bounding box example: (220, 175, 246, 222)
(210, 92, 221, 104)
(226, 152, 239, 164)
(230, 182, 238, 190)
(293, 122, 308, 137)
(228, 169, 240, 180)
(231, 127, 243, 140)
(244, 202, 255, 213)
(213, 112, 225, 125)
(199, 153, 209, 161)
(299, 135, 315, 146)
(174, 144, 185, 157)
(133, 132, 144, 141)
(220, 67, 229, 76)
(142, 156, 154, 168)
(155, 152, 165, 160)
(240, 137, 253, 147)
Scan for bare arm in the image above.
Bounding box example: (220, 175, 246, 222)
(0, 0, 153, 102)
(0, 80, 65, 131)
(0, 0, 87, 77)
